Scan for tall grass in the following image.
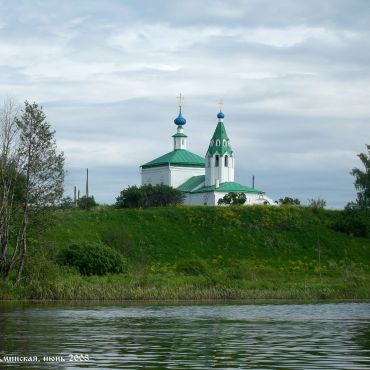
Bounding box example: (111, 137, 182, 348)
(1, 205, 369, 301)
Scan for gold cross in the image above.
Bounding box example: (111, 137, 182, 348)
(218, 98, 223, 112)
(176, 93, 184, 108)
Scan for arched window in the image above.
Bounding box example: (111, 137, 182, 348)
(216, 139, 220, 146)
(224, 155, 228, 167)
(181, 139, 185, 145)
(215, 155, 219, 167)
(223, 139, 226, 146)
(210, 140, 214, 146)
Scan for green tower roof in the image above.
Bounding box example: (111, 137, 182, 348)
(206, 121, 233, 157)
(141, 149, 205, 169)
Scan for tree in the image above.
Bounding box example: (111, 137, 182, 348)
(218, 192, 246, 206)
(116, 184, 184, 208)
(351, 144, 370, 212)
(78, 195, 97, 210)
(0, 100, 64, 281)
(59, 196, 75, 209)
(279, 197, 300, 206)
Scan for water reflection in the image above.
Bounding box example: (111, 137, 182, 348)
(0, 302, 369, 369)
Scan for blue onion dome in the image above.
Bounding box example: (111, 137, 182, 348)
(217, 111, 225, 119)
(174, 111, 187, 125)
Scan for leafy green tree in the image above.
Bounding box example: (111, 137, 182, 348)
(0, 100, 64, 281)
(116, 184, 184, 208)
(78, 195, 97, 210)
(333, 202, 369, 237)
(279, 197, 300, 206)
(351, 144, 370, 211)
(59, 196, 74, 209)
(218, 192, 246, 206)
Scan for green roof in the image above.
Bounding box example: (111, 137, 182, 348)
(172, 133, 188, 138)
(192, 181, 263, 194)
(177, 175, 205, 192)
(141, 149, 205, 169)
(207, 121, 233, 157)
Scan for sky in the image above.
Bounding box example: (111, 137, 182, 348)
(0, 0, 369, 208)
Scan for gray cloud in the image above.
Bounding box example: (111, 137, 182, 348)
(0, 0, 369, 208)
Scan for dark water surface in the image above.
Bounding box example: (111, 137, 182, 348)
(0, 302, 369, 369)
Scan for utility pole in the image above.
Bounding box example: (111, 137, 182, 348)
(252, 175, 255, 189)
(74, 186, 77, 207)
(86, 168, 89, 198)
(77, 189, 80, 203)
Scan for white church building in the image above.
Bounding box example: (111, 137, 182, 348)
(140, 102, 274, 206)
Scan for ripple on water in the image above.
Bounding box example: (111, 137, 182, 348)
(0, 302, 369, 369)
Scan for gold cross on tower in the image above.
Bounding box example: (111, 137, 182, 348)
(218, 98, 224, 112)
(176, 93, 184, 108)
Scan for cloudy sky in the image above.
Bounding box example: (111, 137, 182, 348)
(1, 0, 369, 208)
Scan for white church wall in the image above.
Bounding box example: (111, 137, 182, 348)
(141, 166, 171, 186)
(184, 192, 215, 206)
(169, 166, 205, 188)
(214, 192, 276, 205)
(141, 165, 205, 189)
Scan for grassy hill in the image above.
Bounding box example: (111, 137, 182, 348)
(1, 205, 370, 300)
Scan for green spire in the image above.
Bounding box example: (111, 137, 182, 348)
(206, 121, 233, 156)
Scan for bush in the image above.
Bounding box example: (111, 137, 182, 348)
(59, 196, 75, 209)
(333, 205, 369, 238)
(59, 241, 126, 276)
(116, 184, 184, 208)
(78, 196, 97, 210)
(176, 257, 208, 276)
(279, 197, 300, 206)
(218, 192, 246, 206)
(308, 198, 326, 213)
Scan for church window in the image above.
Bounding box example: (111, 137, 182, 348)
(215, 155, 219, 167)
(224, 155, 228, 167)
(211, 140, 214, 146)
(181, 139, 184, 145)
(216, 139, 220, 146)
(223, 139, 226, 146)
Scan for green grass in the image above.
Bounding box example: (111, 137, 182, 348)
(1, 205, 370, 300)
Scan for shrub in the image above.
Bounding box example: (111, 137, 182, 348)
(279, 197, 300, 205)
(308, 198, 326, 213)
(218, 192, 246, 206)
(333, 205, 369, 238)
(59, 196, 75, 209)
(59, 241, 126, 276)
(116, 184, 184, 208)
(176, 257, 208, 276)
(78, 196, 97, 210)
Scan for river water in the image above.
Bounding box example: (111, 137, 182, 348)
(0, 302, 369, 369)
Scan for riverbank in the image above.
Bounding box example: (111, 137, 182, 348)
(1, 205, 369, 300)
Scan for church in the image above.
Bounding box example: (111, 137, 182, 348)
(140, 99, 274, 206)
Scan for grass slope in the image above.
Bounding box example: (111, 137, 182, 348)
(1, 205, 370, 300)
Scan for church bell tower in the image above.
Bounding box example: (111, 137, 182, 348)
(205, 110, 234, 187)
